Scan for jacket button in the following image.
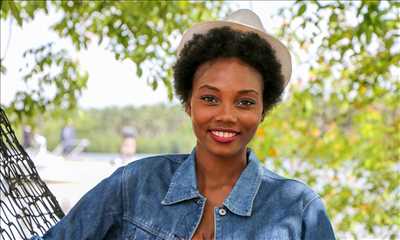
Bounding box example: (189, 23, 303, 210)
(218, 208, 226, 216)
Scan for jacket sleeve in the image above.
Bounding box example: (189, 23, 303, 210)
(37, 166, 125, 240)
(301, 196, 336, 240)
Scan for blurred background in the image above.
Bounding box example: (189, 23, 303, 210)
(0, 1, 399, 239)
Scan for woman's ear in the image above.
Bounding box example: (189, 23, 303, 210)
(185, 102, 191, 117)
(261, 110, 266, 122)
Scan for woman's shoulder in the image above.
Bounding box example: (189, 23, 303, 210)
(258, 166, 320, 208)
(127, 153, 189, 167)
(121, 153, 190, 180)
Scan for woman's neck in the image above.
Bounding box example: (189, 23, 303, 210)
(195, 147, 247, 191)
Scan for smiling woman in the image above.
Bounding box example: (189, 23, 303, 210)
(33, 9, 335, 240)
(187, 58, 264, 158)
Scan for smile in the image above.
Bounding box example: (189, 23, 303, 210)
(211, 131, 237, 138)
(209, 129, 239, 143)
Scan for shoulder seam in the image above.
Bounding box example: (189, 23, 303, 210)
(261, 167, 297, 182)
(302, 195, 320, 214)
(262, 171, 308, 185)
(162, 153, 189, 163)
(122, 165, 128, 229)
(138, 153, 188, 164)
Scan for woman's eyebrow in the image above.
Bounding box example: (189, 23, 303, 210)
(199, 84, 220, 91)
(198, 85, 259, 95)
(238, 89, 259, 95)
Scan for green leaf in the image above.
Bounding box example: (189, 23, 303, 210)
(137, 67, 143, 77)
(297, 4, 307, 16)
(329, 13, 337, 23)
(151, 80, 158, 90)
(7, 0, 22, 26)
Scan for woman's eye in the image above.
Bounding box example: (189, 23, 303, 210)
(237, 99, 256, 107)
(200, 96, 218, 105)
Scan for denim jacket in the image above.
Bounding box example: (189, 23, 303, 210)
(33, 149, 335, 239)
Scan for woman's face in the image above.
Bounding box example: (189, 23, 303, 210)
(186, 57, 264, 158)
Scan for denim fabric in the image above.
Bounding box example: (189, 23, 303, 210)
(32, 148, 335, 240)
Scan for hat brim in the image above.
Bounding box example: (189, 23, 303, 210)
(177, 20, 292, 86)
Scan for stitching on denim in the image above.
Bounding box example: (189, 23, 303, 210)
(224, 161, 262, 216)
(124, 216, 173, 240)
(248, 170, 263, 215)
(162, 154, 197, 205)
(122, 166, 129, 219)
(214, 207, 219, 240)
(189, 198, 206, 239)
(161, 156, 183, 204)
(136, 153, 188, 164)
(224, 200, 247, 216)
(162, 180, 176, 204)
(163, 191, 199, 205)
(162, 154, 189, 163)
(174, 206, 194, 239)
(302, 196, 320, 215)
(261, 167, 311, 187)
(122, 166, 129, 238)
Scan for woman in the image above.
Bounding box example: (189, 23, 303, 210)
(35, 9, 335, 240)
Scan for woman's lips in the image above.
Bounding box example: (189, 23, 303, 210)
(209, 130, 239, 143)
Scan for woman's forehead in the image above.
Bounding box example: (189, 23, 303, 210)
(192, 58, 263, 92)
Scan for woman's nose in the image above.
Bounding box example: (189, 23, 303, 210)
(215, 104, 237, 123)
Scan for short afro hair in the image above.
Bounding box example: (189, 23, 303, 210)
(173, 26, 285, 114)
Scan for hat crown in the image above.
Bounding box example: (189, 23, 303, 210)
(225, 9, 265, 32)
(177, 9, 292, 86)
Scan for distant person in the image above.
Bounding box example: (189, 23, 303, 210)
(34, 9, 335, 239)
(60, 123, 76, 155)
(115, 126, 137, 164)
(22, 125, 33, 149)
(23, 126, 46, 155)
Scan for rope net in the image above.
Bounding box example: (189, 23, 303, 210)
(0, 107, 64, 240)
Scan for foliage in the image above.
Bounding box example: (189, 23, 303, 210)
(2, 0, 399, 238)
(20, 104, 195, 154)
(1, 0, 225, 125)
(6, 43, 88, 126)
(252, 1, 399, 239)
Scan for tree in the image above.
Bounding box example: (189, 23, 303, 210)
(2, 1, 399, 238)
(0, 0, 225, 125)
(251, 1, 399, 239)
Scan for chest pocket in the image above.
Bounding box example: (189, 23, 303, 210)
(127, 226, 164, 240)
(126, 220, 183, 240)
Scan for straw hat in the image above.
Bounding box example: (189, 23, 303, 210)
(177, 9, 292, 86)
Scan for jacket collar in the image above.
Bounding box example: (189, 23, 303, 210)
(161, 148, 262, 217)
(161, 149, 201, 205)
(223, 150, 262, 216)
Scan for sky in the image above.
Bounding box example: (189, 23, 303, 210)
(0, 1, 293, 109)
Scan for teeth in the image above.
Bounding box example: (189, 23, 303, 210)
(212, 131, 236, 138)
